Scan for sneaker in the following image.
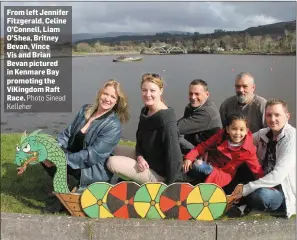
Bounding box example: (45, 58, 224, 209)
(175, 171, 195, 182)
(45, 181, 55, 197)
(225, 204, 252, 218)
(42, 199, 65, 214)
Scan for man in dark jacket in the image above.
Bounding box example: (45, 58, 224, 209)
(177, 79, 222, 154)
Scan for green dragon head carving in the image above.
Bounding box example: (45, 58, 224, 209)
(14, 129, 70, 193)
(14, 129, 56, 169)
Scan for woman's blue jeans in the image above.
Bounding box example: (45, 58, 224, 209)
(246, 187, 286, 212)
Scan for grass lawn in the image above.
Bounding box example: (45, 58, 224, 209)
(1, 133, 293, 221)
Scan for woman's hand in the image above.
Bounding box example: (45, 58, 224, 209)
(136, 156, 149, 172)
(183, 159, 192, 173)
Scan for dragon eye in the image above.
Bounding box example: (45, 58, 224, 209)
(23, 144, 31, 153)
(16, 146, 20, 151)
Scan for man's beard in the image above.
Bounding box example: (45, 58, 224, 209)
(236, 94, 247, 104)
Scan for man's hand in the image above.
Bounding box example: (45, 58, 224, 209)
(136, 156, 149, 172)
(183, 159, 192, 173)
(232, 184, 244, 202)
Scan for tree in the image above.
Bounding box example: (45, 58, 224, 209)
(220, 35, 231, 49)
(237, 42, 244, 50)
(192, 32, 200, 42)
(197, 39, 206, 50)
(214, 29, 225, 33)
(76, 42, 91, 52)
(262, 35, 273, 52)
(94, 42, 101, 52)
(245, 36, 256, 51)
(144, 40, 150, 48)
(287, 31, 296, 52)
(244, 33, 251, 49)
(184, 40, 193, 50)
(284, 29, 289, 49)
(268, 40, 278, 53)
(253, 36, 262, 52)
(139, 42, 146, 49)
(211, 42, 218, 51)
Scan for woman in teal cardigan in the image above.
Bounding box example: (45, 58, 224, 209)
(42, 79, 130, 212)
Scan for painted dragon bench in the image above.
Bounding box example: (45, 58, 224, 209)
(14, 130, 238, 221)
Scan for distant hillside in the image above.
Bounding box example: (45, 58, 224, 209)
(243, 20, 296, 37)
(74, 20, 296, 44)
(72, 32, 157, 42)
(72, 31, 191, 42)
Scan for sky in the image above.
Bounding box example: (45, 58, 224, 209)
(1, 1, 296, 35)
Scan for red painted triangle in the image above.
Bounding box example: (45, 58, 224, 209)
(180, 184, 193, 202)
(178, 206, 192, 220)
(114, 205, 129, 219)
(110, 182, 127, 201)
(160, 195, 177, 213)
(128, 197, 134, 205)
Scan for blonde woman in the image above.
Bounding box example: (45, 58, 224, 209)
(42, 79, 129, 212)
(107, 74, 182, 185)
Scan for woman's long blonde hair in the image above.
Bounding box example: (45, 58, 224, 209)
(85, 79, 130, 123)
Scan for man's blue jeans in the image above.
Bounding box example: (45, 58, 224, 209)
(246, 187, 286, 212)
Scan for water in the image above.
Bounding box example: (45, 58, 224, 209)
(1, 54, 296, 140)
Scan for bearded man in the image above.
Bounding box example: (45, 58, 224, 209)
(220, 72, 267, 133)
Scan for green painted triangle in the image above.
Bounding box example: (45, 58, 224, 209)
(102, 203, 110, 211)
(208, 203, 227, 219)
(155, 185, 166, 203)
(134, 186, 152, 202)
(199, 184, 217, 201)
(146, 206, 162, 219)
(187, 203, 204, 218)
(83, 204, 99, 219)
(89, 183, 110, 200)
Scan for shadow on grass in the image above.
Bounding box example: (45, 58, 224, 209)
(1, 133, 74, 215)
(1, 161, 52, 212)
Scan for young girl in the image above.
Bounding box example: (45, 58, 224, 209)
(183, 113, 264, 188)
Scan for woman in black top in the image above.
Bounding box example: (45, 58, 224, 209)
(107, 74, 182, 185)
